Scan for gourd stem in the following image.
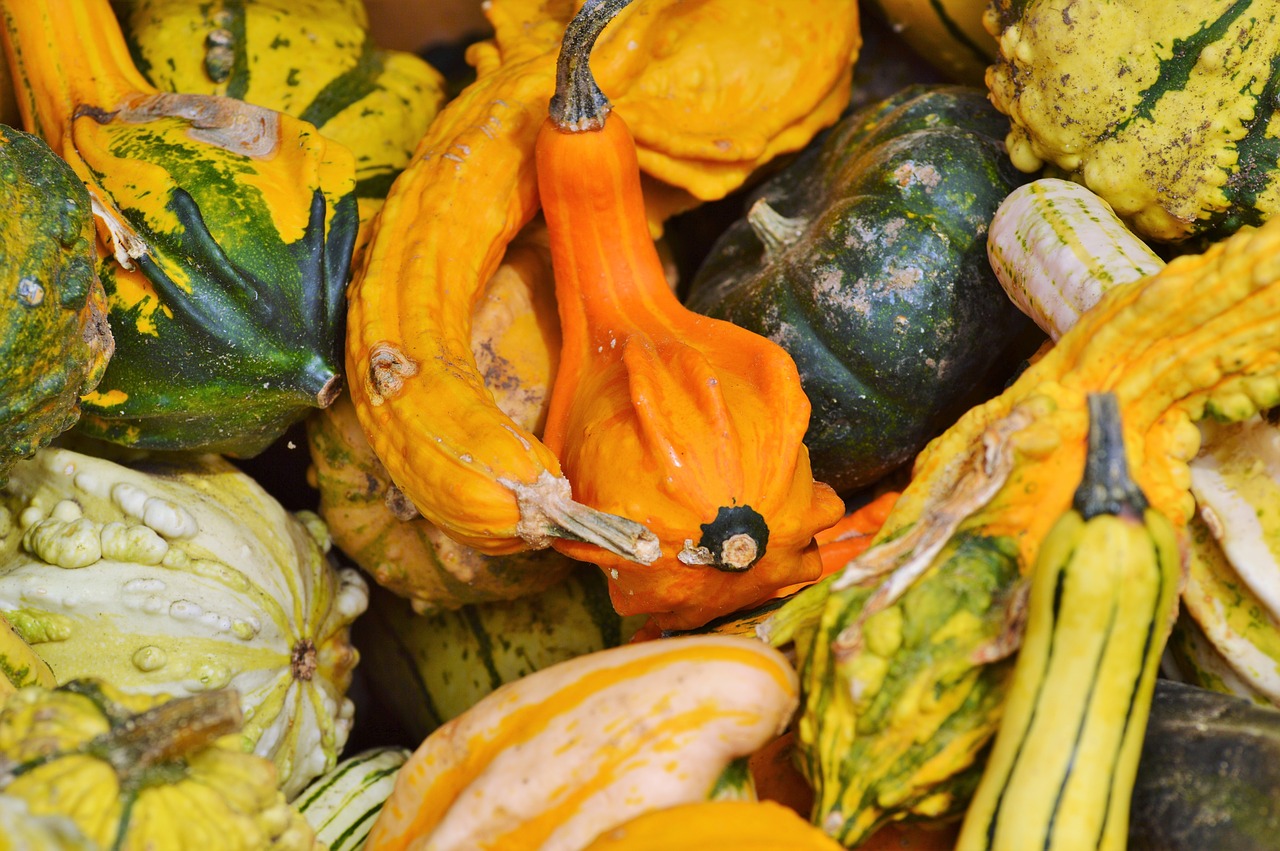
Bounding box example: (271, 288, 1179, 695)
(505, 471, 662, 565)
(91, 689, 243, 777)
(747, 199, 808, 261)
(1074, 392, 1149, 520)
(548, 0, 634, 132)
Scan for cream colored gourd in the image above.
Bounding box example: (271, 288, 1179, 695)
(0, 446, 368, 799)
(367, 634, 799, 851)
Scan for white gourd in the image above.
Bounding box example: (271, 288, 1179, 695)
(0, 446, 369, 799)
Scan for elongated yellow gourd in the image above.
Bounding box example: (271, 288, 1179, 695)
(366, 635, 799, 851)
(957, 393, 1182, 850)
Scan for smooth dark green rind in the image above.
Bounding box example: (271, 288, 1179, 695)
(0, 125, 108, 483)
(1129, 680, 1280, 851)
(686, 86, 1036, 493)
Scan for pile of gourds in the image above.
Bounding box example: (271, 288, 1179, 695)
(3, 0, 1280, 848)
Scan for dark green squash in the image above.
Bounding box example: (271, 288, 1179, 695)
(685, 85, 1038, 493)
(0, 124, 113, 484)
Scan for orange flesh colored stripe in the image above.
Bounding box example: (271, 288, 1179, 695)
(366, 636, 798, 851)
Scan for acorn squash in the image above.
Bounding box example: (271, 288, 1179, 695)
(686, 85, 1037, 493)
(0, 124, 112, 485)
(0, 446, 368, 799)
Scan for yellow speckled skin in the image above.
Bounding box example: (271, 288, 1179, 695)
(986, 0, 1280, 243)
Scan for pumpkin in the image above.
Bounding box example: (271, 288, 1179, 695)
(0, 445, 368, 799)
(0, 124, 112, 485)
(763, 205, 1280, 844)
(0, 680, 317, 849)
(536, 0, 844, 630)
(115, 0, 446, 249)
(985, 0, 1280, 244)
(686, 85, 1037, 494)
(0, 0, 358, 456)
(580, 800, 845, 850)
(296, 746, 409, 851)
(365, 634, 799, 851)
(345, 0, 860, 558)
(307, 221, 571, 612)
(353, 568, 643, 742)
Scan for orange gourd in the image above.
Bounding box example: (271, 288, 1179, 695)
(534, 0, 845, 631)
(580, 800, 844, 850)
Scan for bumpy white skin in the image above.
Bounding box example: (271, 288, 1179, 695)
(0, 448, 369, 799)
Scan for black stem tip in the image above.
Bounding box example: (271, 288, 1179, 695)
(1073, 392, 1149, 520)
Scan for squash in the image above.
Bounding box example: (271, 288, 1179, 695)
(0, 446, 368, 799)
(115, 0, 446, 249)
(353, 568, 643, 743)
(345, 0, 860, 558)
(0, 612, 54, 699)
(956, 393, 1181, 851)
(0, 680, 317, 849)
(987, 178, 1165, 340)
(580, 800, 845, 850)
(296, 746, 409, 851)
(536, 0, 844, 631)
(762, 206, 1280, 844)
(0, 124, 112, 485)
(985, 0, 1280, 244)
(0, 0, 358, 456)
(307, 221, 570, 613)
(366, 634, 799, 851)
(862, 0, 995, 85)
(686, 85, 1037, 494)
(0, 794, 96, 851)
(1128, 679, 1280, 850)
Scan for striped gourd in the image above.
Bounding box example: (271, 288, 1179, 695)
(988, 178, 1165, 340)
(956, 393, 1181, 850)
(354, 568, 644, 741)
(296, 747, 409, 851)
(987, 0, 1280, 244)
(864, 0, 995, 85)
(367, 635, 799, 851)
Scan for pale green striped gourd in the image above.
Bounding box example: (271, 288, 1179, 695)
(296, 746, 408, 850)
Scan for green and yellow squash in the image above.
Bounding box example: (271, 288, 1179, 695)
(115, 0, 446, 248)
(764, 198, 1280, 845)
(986, 0, 1280, 245)
(0, 0, 358, 456)
(0, 680, 318, 850)
(0, 445, 368, 799)
(296, 746, 409, 851)
(0, 124, 112, 485)
(686, 85, 1037, 493)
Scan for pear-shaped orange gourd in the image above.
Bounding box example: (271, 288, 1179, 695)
(535, 0, 844, 631)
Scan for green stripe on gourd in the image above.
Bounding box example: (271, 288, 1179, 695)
(296, 746, 409, 851)
(354, 568, 643, 742)
(987, 0, 1280, 244)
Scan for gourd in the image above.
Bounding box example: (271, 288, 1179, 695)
(307, 221, 571, 612)
(365, 634, 799, 851)
(580, 800, 845, 850)
(296, 746, 409, 851)
(863, 0, 995, 85)
(956, 393, 1181, 851)
(0, 680, 317, 850)
(536, 0, 844, 631)
(345, 0, 860, 557)
(0, 124, 112, 484)
(985, 0, 1280, 244)
(0, 612, 54, 699)
(0, 0, 358, 456)
(1128, 679, 1280, 851)
(763, 207, 1280, 844)
(987, 178, 1165, 340)
(687, 85, 1037, 494)
(353, 568, 643, 742)
(0, 794, 96, 851)
(0, 446, 369, 799)
(115, 0, 446, 248)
